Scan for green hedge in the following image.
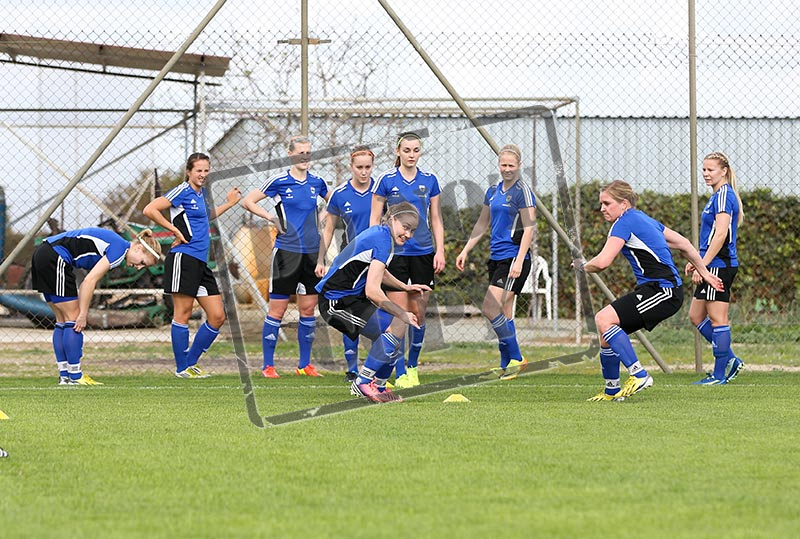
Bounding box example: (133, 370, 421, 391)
(438, 183, 800, 320)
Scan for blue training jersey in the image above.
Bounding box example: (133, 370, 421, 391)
(372, 167, 441, 256)
(47, 227, 130, 271)
(326, 178, 374, 244)
(485, 179, 537, 261)
(260, 170, 329, 253)
(315, 225, 394, 300)
(164, 182, 211, 262)
(608, 209, 682, 288)
(700, 184, 739, 268)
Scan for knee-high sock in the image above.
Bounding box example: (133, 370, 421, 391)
(393, 337, 407, 378)
(599, 347, 621, 394)
(53, 323, 68, 377)
(360, 333, 400, 385)
(186, 322, 219, 367)
(602, 324, 646, 378)
(171, 321, 190, 372)
(698, 317, 737, 361)
(343, 334, 359, 373)
(712, 325, 732, 379)
(63, 321, 84, 380)
(297, 316, 316, 369)
(491, 314, 522, 365)
(261, 316, 281, 369)
(406, 324, 425, 368)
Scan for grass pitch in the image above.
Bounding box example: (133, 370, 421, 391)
(1, 371, 799, 538)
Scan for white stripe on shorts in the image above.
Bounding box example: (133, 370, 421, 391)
(172, 252, 182, 293)
(329, 299, 367, 329)
(56, 256, 66, 297)
(704, 267, 719, 301)
(636, 286, 673, 314)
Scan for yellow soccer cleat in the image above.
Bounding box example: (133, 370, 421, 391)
(0, 409, 9, 420)
(188, 365, 211, 379)
(393, 374, 414, 389)
(406, 366, 420, 387)
(500, 358, 528, 381)
(76, 374, 103, 386)
(587, 391, 624, 402)
(619, 374, 653, 397)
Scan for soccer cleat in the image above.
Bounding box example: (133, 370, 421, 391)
(0, 409, 9, 420)
(500, 358, 528, 381)
(75, 374, 103, 386)
(725, 357, 745, 382)
(261, 366, 280, 378)
(693, 373, 727, 385)
(295, 364, 323, 377)
(58, 376, 72, 385)
(188, 365, 211, 378)
(394, 374, 414, 388)
(344, 371, 358, 383)
(406, 366, 420, 387)
(587, 391, 624, 402)
(375, 387, 403, 403)
(175, 369, 197, 379)
(350, 380, 384, 403)
(618, 374, 653, 397)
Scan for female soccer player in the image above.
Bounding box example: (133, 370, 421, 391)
(241, 136, 330, 378)
(316, 202, 430, 402)
(31, 226, 162, 384)
(455, 144, 535, 378)
(143, 152, 241, 379)
(318, 146, 375, 382)
(575, 180, 723, 401)
(370, 132, 445, 388)
(686, 152, 744, 384)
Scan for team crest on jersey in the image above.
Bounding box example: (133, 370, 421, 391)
(344, 201, 353, 213)
(310, 187, 316, 195)
(285, 187, 294, 199)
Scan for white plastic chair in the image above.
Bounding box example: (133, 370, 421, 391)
(519, 255, 552, 320)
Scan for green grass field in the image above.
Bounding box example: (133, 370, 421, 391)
(1, 371, 798, 538)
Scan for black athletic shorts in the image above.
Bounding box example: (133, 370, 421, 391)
(487, 257, 532, 295)
(385, 253, 435, 291)
(163, 251, 219, 297)
(611, 282, 684, 334)
(270, 249, 320, 297)
(31, 241, 78, 299)
(318, 295, 377, 341)
(694, 266, 737, 303)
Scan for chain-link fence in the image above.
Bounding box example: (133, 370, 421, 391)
(1, 1, 798, 373)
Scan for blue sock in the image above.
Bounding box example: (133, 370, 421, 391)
(603, 325, 647, 378)
(186, 322, 219, 367)
(498, 319, 517, 369)
(374, 361, 395, 391)
(696, 317, 713, 343)
(171, 321, 190, 372)
(357, 355, 386, 385)
(343, 334, 359, 373)
(63, 322, 84, 380)
(599, 347, 621, 395)
(712, 325, 732, 379)
(261, 316, 281, 369)
(53, 323, 68, 378)
(491, 314, 522, 363)
(297, 316, 316, 369)
(393, 337, 407, 378)
(407, 325, 425, 368)
(699, 317, 737, 361)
